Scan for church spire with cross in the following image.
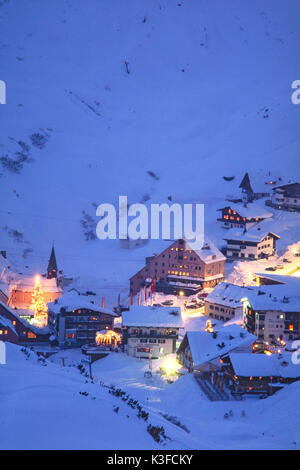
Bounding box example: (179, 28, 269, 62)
(47, 244, 58, 279)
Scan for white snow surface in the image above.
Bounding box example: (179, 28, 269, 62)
(2, 342, 300, 449)
(122, 305, 183, 328)
(0, 0, 299, 308)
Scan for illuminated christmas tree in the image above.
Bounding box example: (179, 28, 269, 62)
(30, 275, 48, 327)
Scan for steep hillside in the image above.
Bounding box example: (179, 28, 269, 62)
(1, 0, 300, 304)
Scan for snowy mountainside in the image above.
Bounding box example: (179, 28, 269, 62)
(0, 343, 180, 449)
(1, 0, 300, 304)
(1, 342, 300, 449)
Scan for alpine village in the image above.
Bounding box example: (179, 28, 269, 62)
(1, 173, 300, 405)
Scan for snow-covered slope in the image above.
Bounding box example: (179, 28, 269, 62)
(1, 0, 300, 304)
(1, 343, 300, 449)
(0, 343, 174, 449)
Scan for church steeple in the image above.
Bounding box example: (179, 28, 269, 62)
(47, 245, 58, 279)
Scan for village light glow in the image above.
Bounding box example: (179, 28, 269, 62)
(162, 357, 181, 376)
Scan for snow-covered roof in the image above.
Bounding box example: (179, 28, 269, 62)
(255, 273, 300, 288)
(240, 275, 300, 312)
(246, 287, 300, 313)
(48, 291, 117, 317)
(238, 170, 284, 195)
(223, 219, 280, 243)
(0, 300, 50, 335)
(11, 276, 61, 293)
(122, 305, 183, 328)
(180, 324, 257, 369)
(0, 314, 17, 333)
(219, 202, 273, 220)
(229, 353, 300, 378)
(205, 282, 256, 308)
(186, 240, 226, 264)
(272, 182, 300, 197)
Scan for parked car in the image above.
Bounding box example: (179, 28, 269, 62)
(265, 266, 277, 271)
(198, 292, 209, 299)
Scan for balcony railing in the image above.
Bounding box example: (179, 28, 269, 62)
(128, 332, 178, 339)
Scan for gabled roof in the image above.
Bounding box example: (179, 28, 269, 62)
(229, 353, 300, 379)
(272, 182, 300, 197)
(205, 283, 256, 308)
(10, 276, 61, 293)
(185, 240, 226, 264)
(0, 314, 17, 334)
(47, 245, 58, 277)
(178, 324, 256, 369)
(129, 238, 225, 279)
(0, 300, 49, 335)
(218, 203, 273, 219)
(239, 172, 254, 194)
(48, 291, 117, 317)
(122, 305, 183, 328)
(223, 229, 279, 243)
(246, 278, 300, 312)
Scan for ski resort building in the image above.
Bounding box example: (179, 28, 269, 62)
(204, 283, 257, 322)
(223, 226, 279, 260)
(267, 182, 300, 212)
(243, 276, 300, 343)
(0, 315, 19, 344)
(0, 301, 50, 344)
(122, 305, 183, 359)
(48, 291, 117, 347)
(177, 324, 256, 372)
(223, 353, 300, 395)
(129, 239, 226, 297)
(217, 203, 273, 230)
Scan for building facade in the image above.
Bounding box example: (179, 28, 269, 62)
(122, 306, 183, 359)
(217, 204, 272, 230)
(0, 315, 19, 344)
(204, 283, 256, 322)
(223, 231, 279, 260)
(243, 279, 300, 343)
(129, 239, 226, 296)
(177, 325, 256, 372)
(267, 183, 300, 212)
(48, 293, 117, 347)
(0, 301, 49, 344)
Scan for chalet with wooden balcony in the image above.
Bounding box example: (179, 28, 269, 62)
(222, 353, 300, 396)
(217, 203, 273, 230)
(122, 305, 183, 359)
(267, 182, 300, 212)
(177, 324, 256, 372)
(223, 221, 279, 260)
(48, 291, 117, 347)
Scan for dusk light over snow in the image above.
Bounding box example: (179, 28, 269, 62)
(0, 0, 300, 458)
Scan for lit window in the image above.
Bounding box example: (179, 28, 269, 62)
(28, 331, 37, 339)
